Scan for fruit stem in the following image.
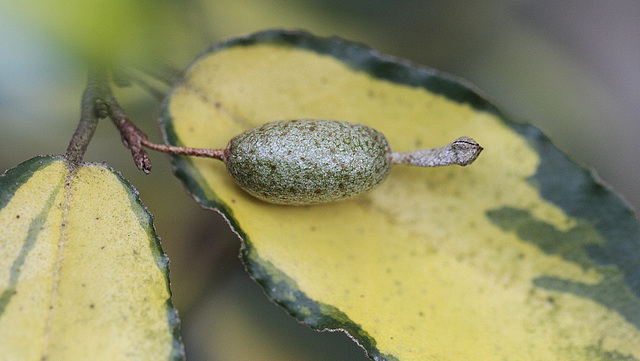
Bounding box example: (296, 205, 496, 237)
(390, 137, 483, 167)
(141, 140, 229, 163)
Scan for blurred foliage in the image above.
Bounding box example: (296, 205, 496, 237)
(0, 1, 638, 360)
(0, 0, 201, 67)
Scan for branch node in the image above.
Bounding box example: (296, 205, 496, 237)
(93, 99, 109, 119)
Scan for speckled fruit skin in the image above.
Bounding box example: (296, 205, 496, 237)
(226, 119, 392, 205)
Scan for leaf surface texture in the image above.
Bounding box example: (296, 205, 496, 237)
(0, 156, 182, 361)
(162, 30, 640, 360)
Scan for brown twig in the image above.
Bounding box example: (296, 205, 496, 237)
(65, 70, 109, 166)
(65, 66, 221, 174)
(102, 91, 153, 174)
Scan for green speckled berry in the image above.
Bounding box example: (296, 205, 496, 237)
(225, 119, 392, 205)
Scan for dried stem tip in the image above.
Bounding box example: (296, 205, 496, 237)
(390, 137, 483, 167)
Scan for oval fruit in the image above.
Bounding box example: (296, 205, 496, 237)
(225, 119, 392, 205)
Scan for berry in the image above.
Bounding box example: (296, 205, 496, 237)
(226, 119, 392, 205)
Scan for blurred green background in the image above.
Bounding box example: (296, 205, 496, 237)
(1, 1, 638, 360)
